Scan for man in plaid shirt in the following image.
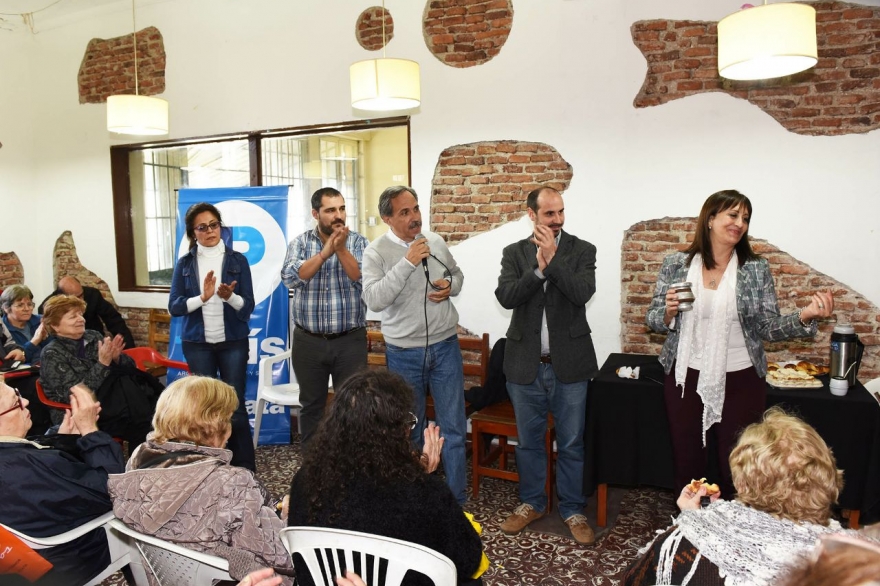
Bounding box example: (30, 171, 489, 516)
(281, 187, 369, 447)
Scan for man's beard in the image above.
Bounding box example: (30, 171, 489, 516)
(319, 220, 344, 236)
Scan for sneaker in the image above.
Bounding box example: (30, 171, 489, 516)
(565, 514, 595, 545)
(500, 503, 545, 535)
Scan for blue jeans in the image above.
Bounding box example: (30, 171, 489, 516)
(506, 364, 588, 520)
(386, 335, 467, 504)
(182, 338, 256, 472)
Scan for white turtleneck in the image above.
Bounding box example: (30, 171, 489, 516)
(185, 240, 244, 344)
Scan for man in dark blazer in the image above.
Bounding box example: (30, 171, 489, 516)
(494, 186, 598, 545)
(39, 276, 136, 349)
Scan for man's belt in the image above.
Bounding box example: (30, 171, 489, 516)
(295, 325, 364, 340)
(540, 354, 552, 364)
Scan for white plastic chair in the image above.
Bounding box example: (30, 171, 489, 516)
(279, 526, 457, 586)
(865, 377, 880, 394)
(254, 348, 302, 448)
(107, 518, 232, 586)
(0, 512, 131, 586)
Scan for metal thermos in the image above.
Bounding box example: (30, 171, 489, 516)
(829, 324, 864, 388)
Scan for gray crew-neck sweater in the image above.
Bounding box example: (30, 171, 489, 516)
(362, 232, 463, 348)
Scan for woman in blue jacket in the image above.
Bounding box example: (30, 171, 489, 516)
(169, 202, 256, 471)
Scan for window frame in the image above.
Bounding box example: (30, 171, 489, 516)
(111, 116, 411, 293)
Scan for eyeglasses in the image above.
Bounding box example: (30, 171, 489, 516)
(194, 221, 222, 233)
(0, 387, 23, 418)
(408, 412, 418, 430)
(11, 301, 35, 310)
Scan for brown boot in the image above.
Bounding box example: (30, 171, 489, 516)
(565, 514, 596, 545)
(500, 503, 545, 535)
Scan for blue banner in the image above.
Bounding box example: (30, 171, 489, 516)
(169, 186, 291, 445)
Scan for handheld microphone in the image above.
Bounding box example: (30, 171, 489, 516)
(413, 233, 429, 277)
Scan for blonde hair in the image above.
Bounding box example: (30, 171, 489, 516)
(41, 295, 87, 336)
(730, 407, 843, 525)
(151, 376, 238, 446)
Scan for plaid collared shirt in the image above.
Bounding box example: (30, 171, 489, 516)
(281, 227, 368, 334)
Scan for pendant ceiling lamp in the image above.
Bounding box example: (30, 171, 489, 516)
(107, 0, 169, 135)
(718, 2, 817, 81)
(350, 0, 420, 111)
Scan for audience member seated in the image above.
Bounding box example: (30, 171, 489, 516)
(779, 533, 880, 586)
(287, 369, 486, 586)
(0, 380, 124, 585)
(40, 295, 161, 445)
(1, 318, 24, 364)
(1, 285, 50, 364)
(0, 292, 51, 434)
(108, 376, 293, 585)
(39, 276, 135, 349)
(624, 407, 852, 586)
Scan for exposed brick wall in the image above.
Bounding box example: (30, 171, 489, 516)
(356, 6, 393, 50)
(51, 231, 118, 306)
(422, 0, 513, 68)
(430, 141, 573, 243)
(632, 1, 880, 136)
(0, 252, 24, 288)
(78, 26, 166, 104)
(620, 218, 879, 380)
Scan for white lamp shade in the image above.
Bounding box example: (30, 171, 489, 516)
(718, 3, 817, 81)
(350, 58, 420, 111)
(107, 94, 169, 135)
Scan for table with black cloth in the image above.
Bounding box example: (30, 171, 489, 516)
(584, 353, 880, 527)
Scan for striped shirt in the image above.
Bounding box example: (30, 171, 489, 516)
(281, 227, 368, 334)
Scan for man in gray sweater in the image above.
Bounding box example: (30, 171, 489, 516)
(361, 186, 467, 504)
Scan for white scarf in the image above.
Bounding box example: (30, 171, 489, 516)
(674, 251, 738, 445)
(653, 500, 851, 586)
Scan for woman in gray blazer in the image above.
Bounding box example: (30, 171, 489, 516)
(645, 189, 833, 496)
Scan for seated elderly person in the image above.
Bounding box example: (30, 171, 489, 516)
(624, 407, 853, 586)
(38, 276, 135, 350)
(0, 380, 124, 585)
(2, 285, 50, 364)
(39, 295, 161, 445)
(288, 369, 486, 586)
(109, 376, 293, 584)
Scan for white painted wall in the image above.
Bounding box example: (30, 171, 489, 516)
(1, 0, 878, 367)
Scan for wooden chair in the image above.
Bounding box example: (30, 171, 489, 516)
(470, 401, 556, 511)
(365, 331, 490, 421)
(148, 309, 170, 351)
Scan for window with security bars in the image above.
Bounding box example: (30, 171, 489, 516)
(111, 117, 409, 292)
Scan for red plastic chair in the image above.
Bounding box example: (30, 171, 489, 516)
(123, 347, 189, 373)
(34, 379, 71, 410)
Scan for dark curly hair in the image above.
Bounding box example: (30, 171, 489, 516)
(296, 368, 426, 524)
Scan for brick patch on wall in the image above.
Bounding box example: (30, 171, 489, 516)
(0, 252, 24, 288)
(422, 0, 513, 68)
(52, 231, 119, 307)
(356, 6, 393, 50)
(632, 1, 880, 136)
(620, 217, 879, 380)
(430, 141, 573, 243)
(78, 26, 166, 104)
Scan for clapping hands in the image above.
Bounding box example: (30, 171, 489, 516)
(97, 334, 126, 366)
(58, 384, 101, 436)
(421, 422, 445, 473)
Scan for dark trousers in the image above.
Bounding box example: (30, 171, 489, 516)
(663, 364, 766, 497)
(183, 338, 256, 472)
(291, 327, 367, 448)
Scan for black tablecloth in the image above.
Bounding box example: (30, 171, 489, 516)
(584, 353, 880, 520)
